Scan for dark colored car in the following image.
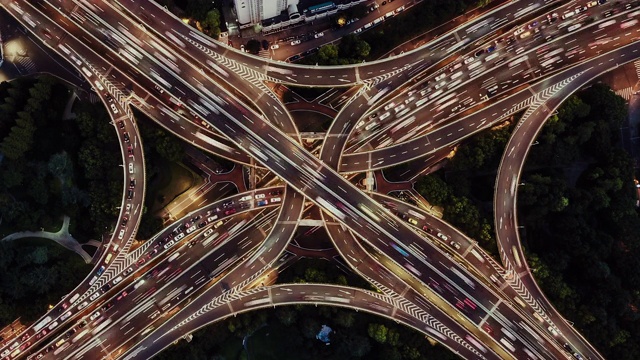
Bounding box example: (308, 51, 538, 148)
(261, 39, 269, 50)
(117, 121, 125, 129)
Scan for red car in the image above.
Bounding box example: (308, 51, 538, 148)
(224, 208, 236, 216)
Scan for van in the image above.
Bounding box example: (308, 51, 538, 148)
(168, 252, 180, 262)
(105, 253, 113, 264)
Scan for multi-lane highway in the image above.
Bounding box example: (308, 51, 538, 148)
(0, 0, 636, 359)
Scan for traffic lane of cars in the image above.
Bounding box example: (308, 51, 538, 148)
(39, 208, 280, 360)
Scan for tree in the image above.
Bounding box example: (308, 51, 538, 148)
(317, 44, 339, 64)
(245, 40, 262, 55)
(202, 9, 221, 38)
(367, 323, 388, 344)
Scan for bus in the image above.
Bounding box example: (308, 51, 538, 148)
(33, 316, 52, 333)
(450, 266, 475, 288)
(500, 338, 516, 352)
(512, 245, 523, 267)
(465, 335, 487, 353)
(407, 209, 426, 220)
(69, 293, 80, 304)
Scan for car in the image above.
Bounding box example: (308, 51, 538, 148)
(129, 178, 136, 188)
(271, 197, 282, 203)
(437, 232, 449, 241)
(261, 39, 269, 50)
(408, 218, 418, 225)
(113, 276, 123, 285)
(128, 162, 134, 174)
(240, 44, 245, 52)
(117, 120, 125, 129)
(123, 267, 134, 275)
(422, 225, 432, 232)
(109, 103, 119, 114)
(101, 283, 111, 292)
(474, 49, 485, 57)
(486, 45, 496, 53)
(127, 189, 133, 200)
(222, 200, 234, 208)
(291, 40, 301, 46)
(450, 241, 461, 250)
(269, 190, 282, 196)
(519, 31, 531, 39)
(118, 229, 125, 239)
(198, 221, 207, 228)
(96, 265, 106, 276)
(257, 199, 268, 206)
(564, 343, 573, 352)
(127, 145, 134, 157)
(101, 302, 114, 311)
(482, 324, 493, 334)
(528, 21, 539, 29)
(117, 291, 128, 301)
(270, 44, 280, 50)
(463, 57, 475, 65)
(60, 311, 71, 321)
(314, 32, 324, 38)
(225, 208, 237, 215)
(513, 28, 525, 36)
(123, 132, 130, 142)
(121, 216, 129, 227)
(598, 0, 607, 3)
(288, 55, 301, 62)
(137, 257, 146, 266)
(587, 1, 598, 7)
(164, 240, 175, 249)
(548, 326, 559, 336)
(90, 292, 100, 301)
(186, 225, 197, 234)
(90, 311, 101, 321)
(255, 193, 266, 199)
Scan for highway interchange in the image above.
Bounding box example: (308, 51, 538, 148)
(0, 0, 637, 359)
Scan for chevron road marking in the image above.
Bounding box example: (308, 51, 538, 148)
(176, 33, 280, 103)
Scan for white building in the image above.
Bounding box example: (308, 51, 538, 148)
(235, 0, 300, 25)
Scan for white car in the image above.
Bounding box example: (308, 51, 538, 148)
(270, 197, 282, 203)
(270, 44, 280, 50)
(255, 193, 266, 199)
(291, 40, 301, 46)
(437, 232, 449, 241)
(90, 311, 101, 321)
(240, 195, 252, 202)
(450, 241, 461, 250)
(314, 32, 324, 38)
(118, 229, 125, 240)
(113, 276, 123, 285)
(185, 225, 197, 234)
(128, 162, 134, 174)
(90, 292, 100, 301)
(384, 102, 396, 111)
(109, 103, 119, 114)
